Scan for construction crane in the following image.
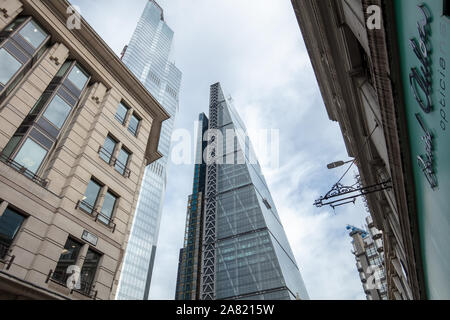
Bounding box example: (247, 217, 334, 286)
(346, 225, 368, 238)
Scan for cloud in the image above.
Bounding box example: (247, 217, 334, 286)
(71, 0, 368, 300)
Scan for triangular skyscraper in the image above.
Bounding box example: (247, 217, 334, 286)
(176, 83, 309, 300)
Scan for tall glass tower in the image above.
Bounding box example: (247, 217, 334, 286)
(116, 0, 182, 300)
(176, 83, 309, 300)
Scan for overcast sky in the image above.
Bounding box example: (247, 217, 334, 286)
(71, 0, 369, 300)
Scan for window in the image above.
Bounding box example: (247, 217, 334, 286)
(55, 61, 71, 78)
(18, 20, 48, 49)
(128, 113, 140, 136)
(445, 0, 450, 17)
(52, 237, 82, 285)
(1, 135, 22, 159)
(42, 95, 72, 129)
(3, 17, 26, 33)
(100, 135, 117, 164)
(115, 102, 129, 125)
(66, 64, 89, 91)
(30, 92, 52, 115)
(115, 148, 130, 175)
(78, 249, 101, 295)
(1, 18, 50, 103)
(13, 138, 48, 174)
(0, 207, 25, 259)
(0, 48, 22, 86)
(99, 191, 117, 225)
(366, 245, 377, 257)
(79, 179, 102, 214)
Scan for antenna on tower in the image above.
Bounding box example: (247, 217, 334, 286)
(120, 45, 128, 60)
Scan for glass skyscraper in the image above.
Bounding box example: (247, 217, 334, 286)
(176, 83, 309, 300)
(116, 0, 182, 300)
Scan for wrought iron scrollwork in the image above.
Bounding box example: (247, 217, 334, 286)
(314, 177, 393, 210)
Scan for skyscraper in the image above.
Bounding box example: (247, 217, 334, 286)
(116, 0, 182, 300)
(176, 83, 309, 300)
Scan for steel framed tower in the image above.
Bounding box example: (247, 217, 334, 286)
(176, 83, 309, 300)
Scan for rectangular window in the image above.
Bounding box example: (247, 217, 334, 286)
(30, 92, 52, 115)
(0, 207, 26, 260)
(55, 61, 72, 78)
(0, 48, 23, 86)
(52, 237, 82, 284)
(445, 0, 450, 17)
(1, 135, 22, 159)
(79, 249, 101, 295)
(128, 113, 140, 136)
(42, 94, 72, 129)
(13, 137, 48, 174)
(3, 17, 27, 33)
(79, 179, 102, 215)
(115, 102, 129, 125)
(67, 64, 89, 91)
(100, 135, 117, 164)
(18, 20, 48, 49)
(1, 18, 50, 104)
(99, 191, 117, 225)
(115, 148, 130, 176)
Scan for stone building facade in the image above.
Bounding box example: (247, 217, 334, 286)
(0, 0, 168, 300)
(291, 0, 428, 299)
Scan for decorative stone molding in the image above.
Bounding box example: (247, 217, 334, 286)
(90, 83, 107, 105)
(0, 0, 22, 18)
(49, 43, 69, 67)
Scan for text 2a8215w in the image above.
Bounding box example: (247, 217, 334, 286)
(220, 304, 275, 316)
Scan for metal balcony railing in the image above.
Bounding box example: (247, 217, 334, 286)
(98, 146, 131, 178)
(127, 125, 138, 136)
(0, 240, 9, 260)
(0, 240, 15, 270)
(72, 279, 98, 299)
(98, 146, 114, 165)
(113, 158, 131, 178)
(76, 200, 116, 233)
(46, 269, 98, 300)
(0, 153, 49, 188)
(114, 113, 126, 125)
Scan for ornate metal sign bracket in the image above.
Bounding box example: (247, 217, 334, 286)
(314, 179, 393, 209)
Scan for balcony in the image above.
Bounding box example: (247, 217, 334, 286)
(0, 153, 48, 188)
(0, 240, 8, 261)
(98, 147, 131, 178)
(46, 269, 98, 300)
(373, 233, 383, 240)
(356, 261, 363, 272)
(75, 200, 116, 233)
(113, 157, 131, 178)
(71, 279, 98, 299)
(360, 272, 367, 283)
